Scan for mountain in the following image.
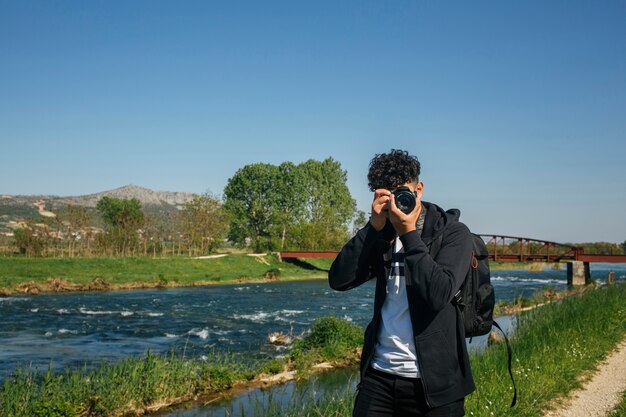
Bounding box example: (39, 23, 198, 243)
(0, 185, 196, 232)
(55, 184, 195, 208)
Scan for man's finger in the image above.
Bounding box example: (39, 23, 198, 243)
(373, 189, 391, 199)
(388, 194, 403, 216)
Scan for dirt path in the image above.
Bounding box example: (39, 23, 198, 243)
(544, 338, 626, 417)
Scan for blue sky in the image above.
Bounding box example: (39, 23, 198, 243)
(1, 1, 625, 243)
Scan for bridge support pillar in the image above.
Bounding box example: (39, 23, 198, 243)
(567, 261, 590, 286)
(608, 272, 615, 286)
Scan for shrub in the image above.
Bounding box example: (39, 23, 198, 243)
(33, 401, 80, 417)
(259, 358, 285, 375)
(203, 366, 235, 390)
(264, 268, 281, 280)
(295, 316, 362, 350)
(291, 316, 363, 363)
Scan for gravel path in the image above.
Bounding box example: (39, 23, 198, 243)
(544, 338, 626, 417)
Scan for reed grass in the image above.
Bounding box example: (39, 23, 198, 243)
(0, 351, 270, 417)
(0, 316, 360, 417)
(241, 385, 356, 417)
(250, 284, 626, 417)
(493, 285, 576, 316)
(3, 285, 624, 416)
(465, 284, 625, 416)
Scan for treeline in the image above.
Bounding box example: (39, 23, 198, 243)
(486, 241, 626, 257)
(10, 193, 227, 258)
(7, 156, 624, 258)
(7, 158, 366, 258)
(568, 241, 625, 255)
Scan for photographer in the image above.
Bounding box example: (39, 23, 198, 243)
(329, 149, 474, 417)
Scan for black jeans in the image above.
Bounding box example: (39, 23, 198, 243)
(353, 368, 465, 417)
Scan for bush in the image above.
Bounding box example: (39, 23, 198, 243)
(259, 358, 286, 375)
(203, 366, 235, 390)
(291, 316, 363, 363)
(296, 316, 362, 350)
(33, 401, 80, 417)
(264, 268, 281, 280)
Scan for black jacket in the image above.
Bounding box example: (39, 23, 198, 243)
(328, 201, 475, 407)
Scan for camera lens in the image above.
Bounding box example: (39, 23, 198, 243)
(393, 187, 416, 214)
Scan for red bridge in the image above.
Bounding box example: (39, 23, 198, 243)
(475, 235, 626, 264)
(279, 235, 626, 286)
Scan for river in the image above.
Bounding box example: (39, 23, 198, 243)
(1, 264, 625, 416)
(1, 263, 624, 382)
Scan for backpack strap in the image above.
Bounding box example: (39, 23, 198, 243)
(492, 321, 518, 408)
(427, 231, 444, 258)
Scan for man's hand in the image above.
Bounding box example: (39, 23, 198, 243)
(388, 193, 421, 236)
(370, 189, 391, 231)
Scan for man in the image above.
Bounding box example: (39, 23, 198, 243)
(329, 149, 474, 417)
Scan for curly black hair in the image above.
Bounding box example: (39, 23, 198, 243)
(367, 149, 421, 191)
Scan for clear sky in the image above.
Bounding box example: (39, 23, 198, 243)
(1, 1, 625, 243)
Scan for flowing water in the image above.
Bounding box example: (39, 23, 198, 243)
(1, 263, 624, 414)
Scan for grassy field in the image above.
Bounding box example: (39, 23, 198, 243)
(0, 254, 333, 294)
(0, 253, 558, 295)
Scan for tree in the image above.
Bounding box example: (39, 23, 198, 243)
(295, 158, 357, 249)
(223, 158, 357, 252)
(223, 163, 281, 252)
(61, 204, 91, 257)
(141, 213, 164, 257)
(178, 193, 228, 255)
(352, 210, 368, 235)
(273, 162, 308, 249)
(96, 197, 144, 256)
(298, 158, 355, 225)
(13, 224, 46, 257)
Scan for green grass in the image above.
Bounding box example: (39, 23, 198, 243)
(493, 286, 565, 316)
(0, 255, 554, 294)
(290, 316, 363, 376)
(0, 254, 333, 292)
(0, 350, 265, 417)
(490, 262, 562, 271)
(3, 280, 623, 416)
(0, 316, 362, 417)
(243, 384, 357, 417)
(252, 284, 626, 417)
(463, 284, 625, 416)
(608, 390, 626, 417)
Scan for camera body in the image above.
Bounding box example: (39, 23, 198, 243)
(392, 186, 417, 214)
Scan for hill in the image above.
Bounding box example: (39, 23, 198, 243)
(0, 185, 195, 233)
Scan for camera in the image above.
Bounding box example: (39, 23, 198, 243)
(393, 186, 417, 214)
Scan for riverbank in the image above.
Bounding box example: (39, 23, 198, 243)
(0, 254, 560, 296)
(0, 316, 363, 417)
(242, 283, 626, 417)
(2, 283, 624, 416)
(544, 338, 626, 417)
(0, 254, 333, 295)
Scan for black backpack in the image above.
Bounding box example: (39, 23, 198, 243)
(453, 233, 496, 338)
(452, 232, 517, 408)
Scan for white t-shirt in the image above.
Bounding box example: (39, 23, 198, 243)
(371, 237, 420, 378)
